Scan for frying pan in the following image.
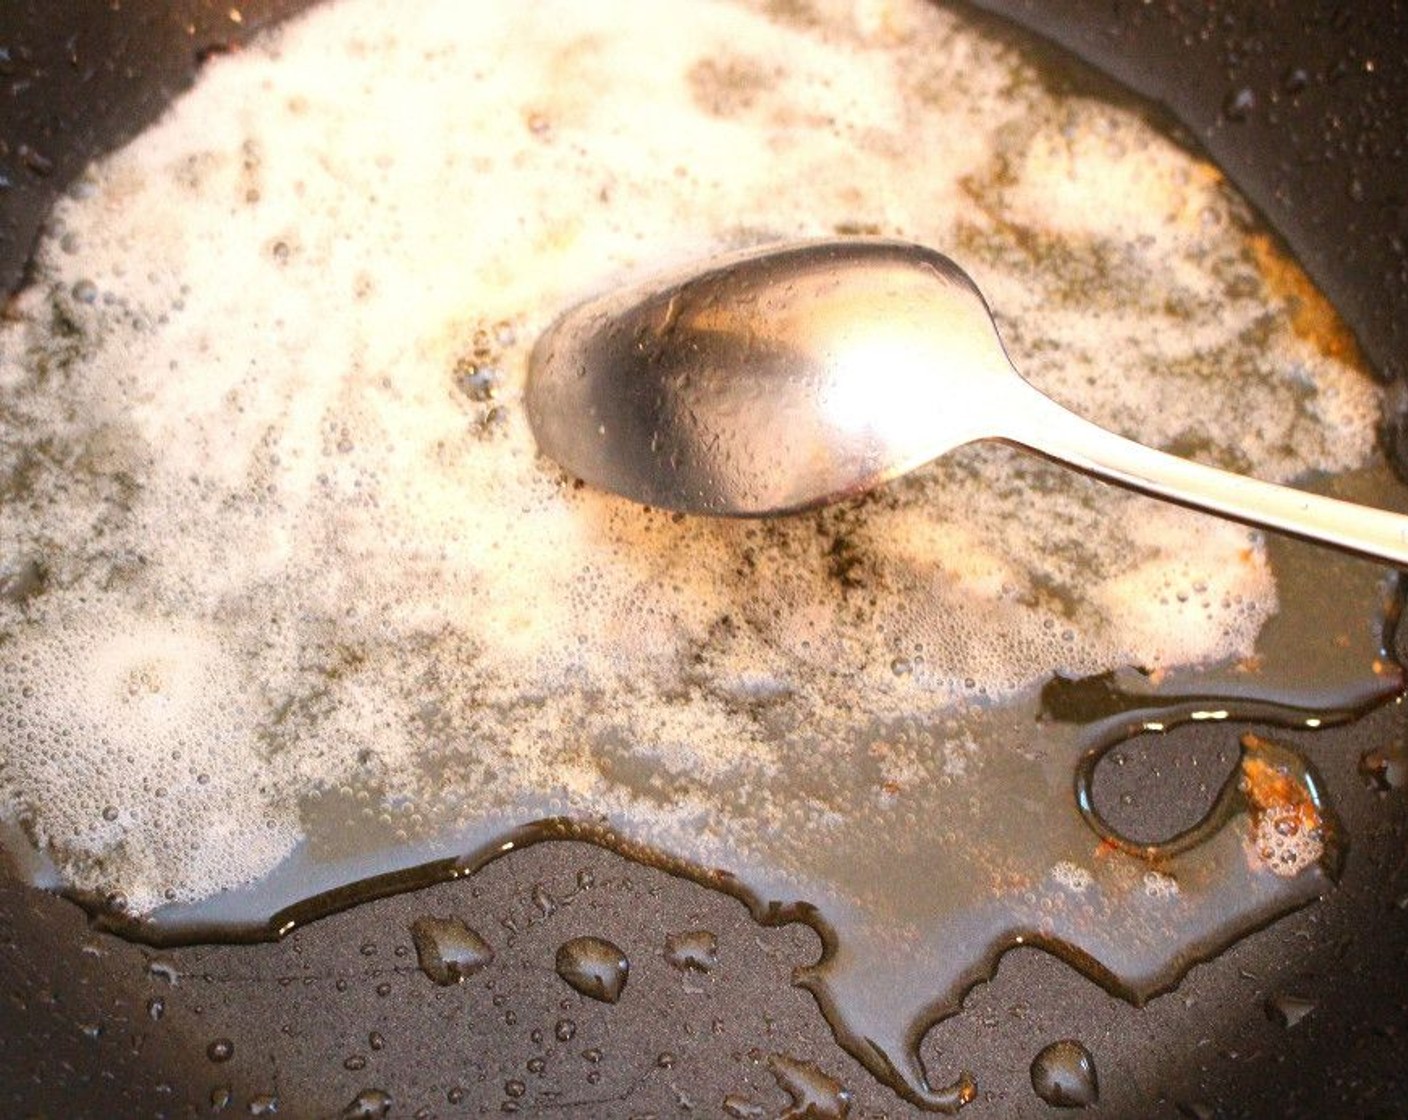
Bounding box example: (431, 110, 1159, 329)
(2, 2, 1406, 1117)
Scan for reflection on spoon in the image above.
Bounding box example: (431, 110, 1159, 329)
(527, 238, 1408, 566)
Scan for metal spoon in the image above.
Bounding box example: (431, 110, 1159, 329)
(526, 237, 1408, 567)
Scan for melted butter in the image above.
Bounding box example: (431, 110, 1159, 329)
(0, 0, 1404, 1110)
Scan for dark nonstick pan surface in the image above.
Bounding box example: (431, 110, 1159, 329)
(2, 3, 1406, 1117)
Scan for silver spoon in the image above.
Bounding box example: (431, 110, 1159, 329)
(526, 237, 1408, 567)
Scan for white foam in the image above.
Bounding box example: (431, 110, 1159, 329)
(1051, 861, 1094, 894)
(1251, 807, 1325, 878)
(0, 615, 298, 908)
(1142, 870, 1181, 900)
(0, 0, 1383, 911)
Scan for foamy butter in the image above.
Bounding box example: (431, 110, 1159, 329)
(0, 0, 1383, 931)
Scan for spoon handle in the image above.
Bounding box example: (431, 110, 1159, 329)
(1003, 388, 1408, 568)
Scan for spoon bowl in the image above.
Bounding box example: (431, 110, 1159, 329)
(527, 238, 1408, 567)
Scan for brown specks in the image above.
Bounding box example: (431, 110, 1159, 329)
(172, 150, 222, 194)
(239, 137, 263, 205)
(765, 0, 822, 31)
(687, 55, 775, 118)
(1249, 232, 1365, 365)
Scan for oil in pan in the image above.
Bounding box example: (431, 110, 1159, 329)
(0, 1, 1406, 1116)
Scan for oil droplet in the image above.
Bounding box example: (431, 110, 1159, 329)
(1359, 741, 1407, 790)
(248, 1094, 279, 1116)
(554, 936, 628, 1004)
(722, 1094, 764, 1118)
(147, 958, 180, 984)
(554, 1018, 576, 1042)
(210, 1085, 232, 1111)
(1223, 86, 1256, 121)
(1265, 992, 1316, 1028)
(17, 142, 54, 177)
(340, 1088, 392, 1118)
(207, 1037, 235, 1063)
(767, 1053, 852, 1120)
(1030, 1040, 1099, 1108)
(664, 929, 719, 973)
(531, 882, 558, 916)
(146, 996, 165, 1021)
(408, 916, 494, 986)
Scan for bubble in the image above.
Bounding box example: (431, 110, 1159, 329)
(1142, 871, 1180, 900)
(0, 616, 297, 913)
(1050, 861, 1093, 893)
(1240, 739, 1330, 878)
(1252, 807, 1324, 877)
